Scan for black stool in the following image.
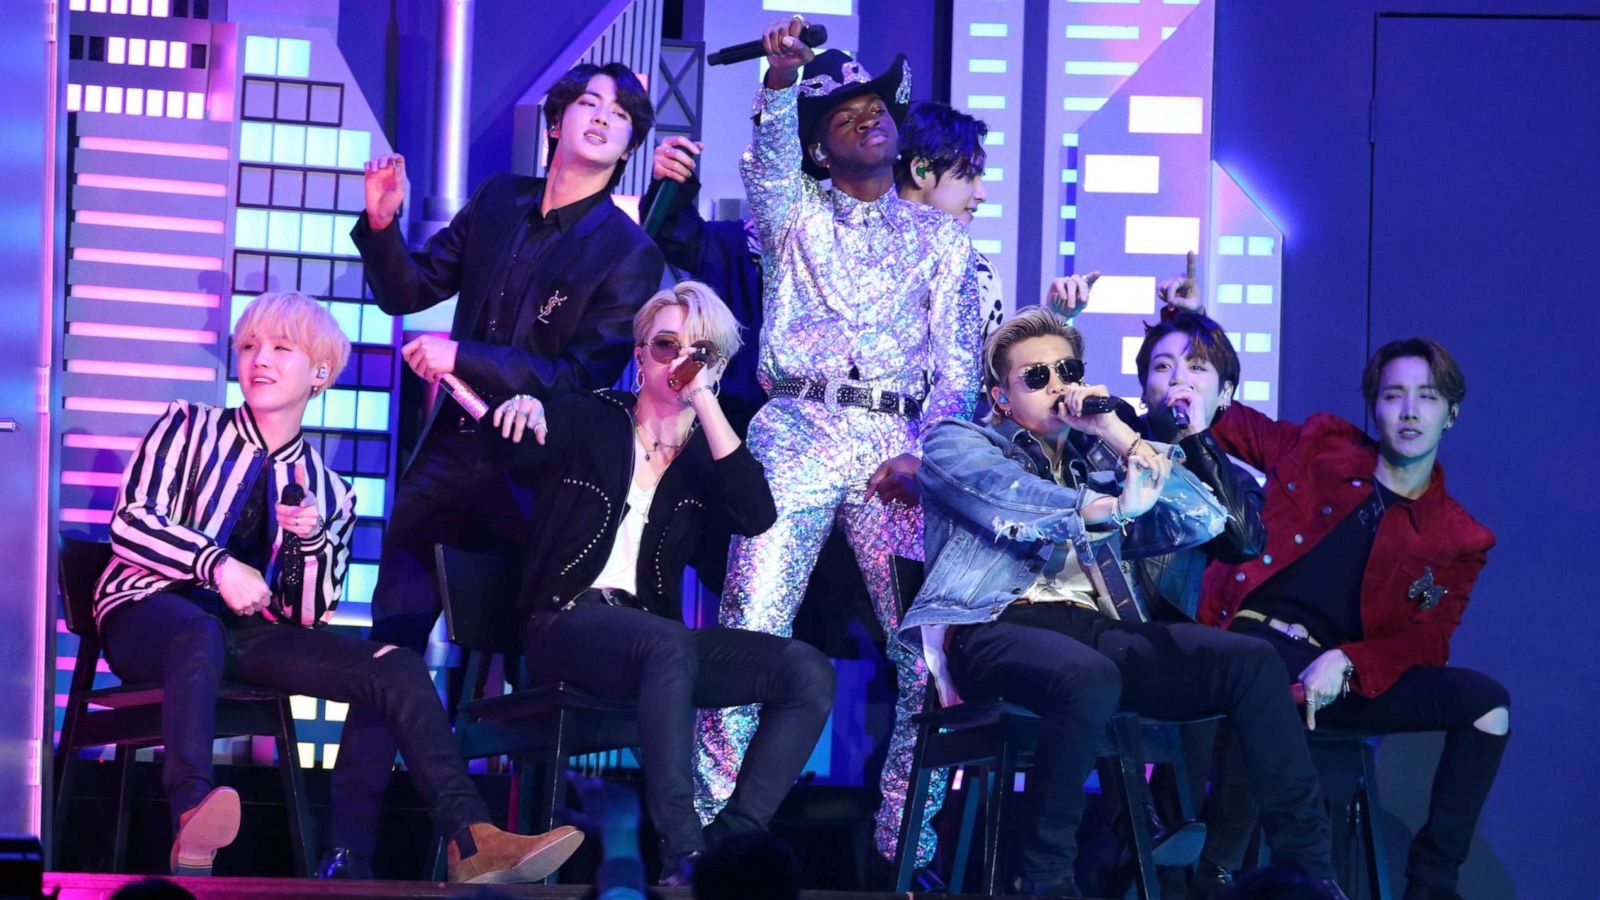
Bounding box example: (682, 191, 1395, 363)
(429, 545, 640, 882)
(893, 697, 1221, 899)
(52, 536, 315, 875)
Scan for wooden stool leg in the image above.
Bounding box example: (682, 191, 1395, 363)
(986, 743, 1022, 896)
(893, 724, 935, 892)
(1114, 718, 1160, 900)
(111, 745, 135, 873)
(949, 767, 981, 893)
(537, 710, 573, 885)
(277, 704, 316, 877)
(1359, 739, 1392, 900)
(52, 744, 78, 869)
(978, 765, 1005, 895)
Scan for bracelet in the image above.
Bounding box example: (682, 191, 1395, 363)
(681, 385, 715, 405)
(1123, 435, 1145, 463)
(1339, 661, 1356, 697)
(1109, 496, 1135, 531)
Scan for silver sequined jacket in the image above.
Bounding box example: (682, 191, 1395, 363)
(741, 85, 982, 433)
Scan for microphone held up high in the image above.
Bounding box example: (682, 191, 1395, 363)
(708, 24, 828, 65)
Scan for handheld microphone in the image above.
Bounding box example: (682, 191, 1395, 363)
(667, 341, 718, 391)
(708, 24, 828, 66)
(439, 374, 490, 420)
(279, 482, 306, 592)
(1170, 403, 1191, 430)
(1054, 395, 1118, 416)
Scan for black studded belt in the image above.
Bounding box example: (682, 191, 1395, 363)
(769, 378, 922, 420)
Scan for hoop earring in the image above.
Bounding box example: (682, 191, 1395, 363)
(635, 367, 644, 391)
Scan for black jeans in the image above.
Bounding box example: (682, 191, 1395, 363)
(523, 602, 835, 860)
(100, 590, 491, 838)
(1204, 622, 1509, 893)
(330, 430, 532, 857)
(946, 603, 1333, 886)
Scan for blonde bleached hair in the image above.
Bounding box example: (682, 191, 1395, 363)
(982, 306, 1086, 425)
(233, 291, 352, 389)
(631, 280, 744, 362)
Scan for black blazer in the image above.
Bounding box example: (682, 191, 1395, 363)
(352, 174, 666, 457)
(502, 389, 776, 620)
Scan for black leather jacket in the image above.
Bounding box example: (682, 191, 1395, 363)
(502, 390, 776, 621)
(1132, 411, 1267, 619)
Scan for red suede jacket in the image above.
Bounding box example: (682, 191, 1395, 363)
(1198, 404, 1495, 698)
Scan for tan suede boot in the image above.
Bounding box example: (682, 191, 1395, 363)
(446, 823, 585, 884)
(170, 787, 241, 876)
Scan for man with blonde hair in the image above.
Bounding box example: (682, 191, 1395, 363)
(91, 292, 585, 883)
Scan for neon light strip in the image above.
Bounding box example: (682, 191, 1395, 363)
(76, 210, 225, 234)
(65, 396, 183, 415)
(75, 172, 226, 197)
(72, 284, 220, 307)
(67, 359, 216, 381)
(63, 433, 142, 451)
(78, 136, 230, 160)
(61, 471, 125, 487)
(73, 247, 223, 270)
(60, 508, 114, 524)
(68, 321, 217, 343)
(53, 657, 112, 674)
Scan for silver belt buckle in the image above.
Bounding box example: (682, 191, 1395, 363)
(868, 385, 885, 412)
(822, 379, 843, 413)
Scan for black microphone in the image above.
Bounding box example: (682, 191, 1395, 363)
(280, 482, 306, 592)
(1170, 403, 1191, 430)
(708, 24, 828, 66)
(1055, 395, 1118, 416)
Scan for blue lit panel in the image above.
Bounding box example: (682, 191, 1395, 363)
(1054, 0, 1222, 401)
(952, 0, 1026, 325)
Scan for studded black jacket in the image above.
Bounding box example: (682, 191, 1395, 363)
(503, 389, 777, 620)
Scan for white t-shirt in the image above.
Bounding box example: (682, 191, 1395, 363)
(588, 438, 660, 596)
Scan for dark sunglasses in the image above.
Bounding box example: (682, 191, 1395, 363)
(644, 336, 720, 365)
(1018, 357, 1085, 391)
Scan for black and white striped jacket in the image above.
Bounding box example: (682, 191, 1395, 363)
(93, 400, 357, 628)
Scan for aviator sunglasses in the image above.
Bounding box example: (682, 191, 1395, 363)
(1018, 357, 1085, 391)
(644, 335, 721, 365)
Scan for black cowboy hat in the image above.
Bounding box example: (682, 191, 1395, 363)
(795, 49, 911, 180)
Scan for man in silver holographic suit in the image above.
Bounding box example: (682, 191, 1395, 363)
(693, 18, 981, 873)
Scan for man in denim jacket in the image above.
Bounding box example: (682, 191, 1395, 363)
(899, 308, 1340, 897)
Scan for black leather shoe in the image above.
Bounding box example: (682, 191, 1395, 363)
(1150, 819, 1207, 868)
(658, 850, 702, 887)
(316, 847, 373, 880)
(1188, 860, 1234, 898)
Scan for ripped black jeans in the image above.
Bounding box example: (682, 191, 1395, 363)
(101, 589, 490, 837)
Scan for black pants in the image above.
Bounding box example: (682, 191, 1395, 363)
(330, 429, 532, 857)
(101, 590, 491, 838)
(524, 602, 835, 860)
(1204, 622, 1509, 893)
(946, 603, 1333, 886)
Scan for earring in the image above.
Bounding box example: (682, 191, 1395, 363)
(635, 366, 644, 391)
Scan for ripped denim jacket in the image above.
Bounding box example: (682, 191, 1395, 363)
(898, 417, 1227, 704)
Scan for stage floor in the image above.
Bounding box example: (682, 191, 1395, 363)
(42, 873, 1060, 899)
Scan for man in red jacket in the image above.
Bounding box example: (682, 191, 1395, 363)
(1190, 338, 1507, 900)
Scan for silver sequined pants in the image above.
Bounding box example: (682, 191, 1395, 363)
(693, 398, 948, 866)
